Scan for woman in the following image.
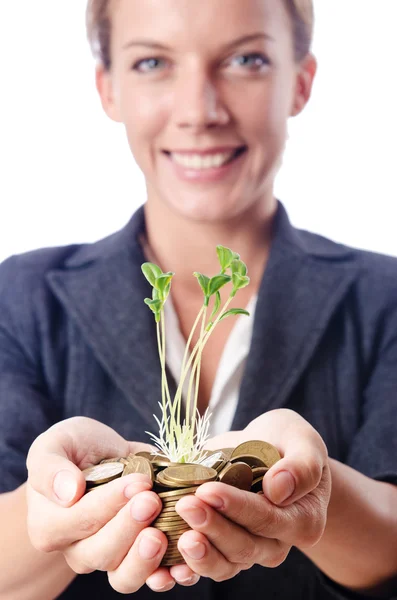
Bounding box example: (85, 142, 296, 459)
(0, 0, 396, 598)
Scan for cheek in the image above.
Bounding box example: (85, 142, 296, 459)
(121, 91, 169, 155)
(232, 83, 288, 144)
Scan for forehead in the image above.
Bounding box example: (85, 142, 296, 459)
(110, 0, 291, 50)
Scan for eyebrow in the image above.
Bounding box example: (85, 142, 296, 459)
(122, 32, 274, 52)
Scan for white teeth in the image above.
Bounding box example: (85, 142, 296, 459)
(171, 151, 236, 169)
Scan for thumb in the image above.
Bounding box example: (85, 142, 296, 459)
(26, 416, 133, 507)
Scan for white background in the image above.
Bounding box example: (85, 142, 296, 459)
(1, 1, 396, 263)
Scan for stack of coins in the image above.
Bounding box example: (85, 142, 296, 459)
(82, 440, 281, 566)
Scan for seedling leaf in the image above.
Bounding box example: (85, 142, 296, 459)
(210, 291, 221, 321)
(219, 308, 250, 321)
(216, 246, 235, 272)
(231, 259, 247, 276)
(194, 272, 210, 298)
(231, 273, 250, 295)
(156, 272, 174, 297)
(142, 262, 162, 287)
(209, 274, 231, 296)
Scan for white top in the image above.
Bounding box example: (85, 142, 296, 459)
(164, 294, 257, 437)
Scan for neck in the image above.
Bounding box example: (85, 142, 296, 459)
(143, 196, 277, 294)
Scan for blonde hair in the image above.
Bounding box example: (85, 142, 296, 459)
(86, 0, 314, 70)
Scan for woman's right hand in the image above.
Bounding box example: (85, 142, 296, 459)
(26, 416, 200, 593)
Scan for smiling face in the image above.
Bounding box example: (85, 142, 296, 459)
(96, 0, 316, 223)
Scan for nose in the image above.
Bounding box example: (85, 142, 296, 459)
(172, 68, 230, 131)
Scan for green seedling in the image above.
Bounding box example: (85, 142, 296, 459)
(142, 245, 250, 463)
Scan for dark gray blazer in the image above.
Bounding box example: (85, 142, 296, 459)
(1, 202, 396, 599)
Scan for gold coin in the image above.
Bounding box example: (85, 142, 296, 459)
(151, 456, 172, 468)
(230, 454, 266, 468)
(82, 462, 124, 485)
(162, 465, 217, 486)
(158, 504, 180, 512)
(155, 521, 186, 529)
(219, 448, 234, 460)
(158, 486, 199, 498)
(154, 516, 187, 525)
(252, 466, 269, 478)
(135, 451, 154, 461)
(99, 457, 122, 464)
(156, 523, 191, 533)
(164, 549, 183, 556)
(164, 534, 190, 542)
(154, 511, 186, 520)
(156, 470, 194, 488)
(161, 557, 184, 566)
(218, 462, 253, 491)
(123, 456, 154, 480)
(198, 451, 227, 471)
(164, 552, 183, 559)
(164, 528, 191, 535)
(231, 441, 281, 468)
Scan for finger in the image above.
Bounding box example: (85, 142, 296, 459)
(196, 480, 324, 548)
(169, 564, 200, 587)
(63, 490, 163, 574)
(108, 528, 167, 595)
(245, 409, 328, 505)
(27, 473, 153, 552)
(177, 529, 239, 582)
(176, 494, 287, 569)
(146, 568, 177, 593)
(26, 417, 136, 506)
(195, 482, 283, 537)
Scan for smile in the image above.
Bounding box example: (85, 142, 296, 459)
(163, 147, 247, 171)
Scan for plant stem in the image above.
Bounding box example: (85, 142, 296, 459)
(161, 311, 176, 438)
(173, 305, 205, 425)
(184, 295, 234, 410)
(156, 316, 170, 440)
(186, 306, 207, 433)
(173, 294, 234, 433)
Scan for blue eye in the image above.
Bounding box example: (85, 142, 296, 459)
(132, 57, 165, 73)
(230, 53, 269, 71)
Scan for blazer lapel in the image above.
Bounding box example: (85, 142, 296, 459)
(46, 201, 359, 434)
(46, 207, 166, 428)
(232, 204, 359, 430)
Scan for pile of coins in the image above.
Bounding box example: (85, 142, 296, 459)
(82, 440, 281, 566)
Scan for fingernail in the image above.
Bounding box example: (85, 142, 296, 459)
(268, 471, 296, 504)
(156, 582, 175, 592)
(138, 534, 162, 560)
(131, 495, 159, 522)
(181, 541, 206, 560)
(179, 575, 200, 585)
(53, 470, 77, 502)
(124, 481, 151, 500)
(179, 506, 206, 526)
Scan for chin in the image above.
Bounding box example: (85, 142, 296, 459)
(168, 199, 239, 224)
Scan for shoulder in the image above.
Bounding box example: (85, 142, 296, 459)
(0, 243, 86, 307)
(0, 221, 140, 301)
(297, 227, 397, 301)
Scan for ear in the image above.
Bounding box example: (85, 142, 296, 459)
(290, 53, 317, 117)
(95, 64, 123, 123)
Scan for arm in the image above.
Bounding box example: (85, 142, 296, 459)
(304, 293, 397, 595)
(0, 257, 200, 595)
(0, 484, 76, 600)
(302, 459, 397, 595)
(174, 410, 397, 599)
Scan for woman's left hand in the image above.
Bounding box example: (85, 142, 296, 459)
(172, 409, 331, 582)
